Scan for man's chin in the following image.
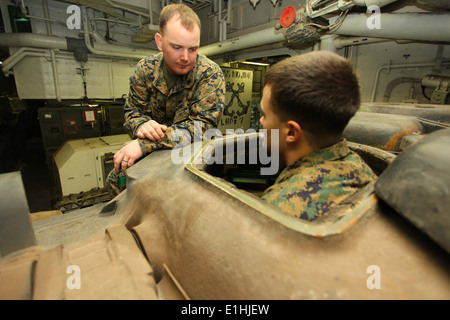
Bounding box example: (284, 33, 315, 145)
(174, 66, 192, 75)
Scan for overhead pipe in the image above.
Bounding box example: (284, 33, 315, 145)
(330, 12, 450, 43)
(81, 6, 157, 60)
(217, 0, 231, 41)
(307, 0, 399, 19)
(352, 0, 399, 7)
(2, 5, 449, 70)
(24, 14, 66, 27)
(2, 48, 48, 75)
(90, 30, 108, 44)
(0, 31, 154, 76)
(149, 0, 153, 25)
(319, 34, 339, 52)
(88, 17, 140, 27)
(333, 36, 391, 49)
(0, 33, 68, 50)
(218, 0, 224, 41)
(0, 33, 69, 76)
(415, 0, 450, 10)
(383, 77, 421, 102)
(370, 61, 450, 102)
(0, 7, 157, 59)
(199, 27, 285, 57)
(200, 7, 449, 58)
(43, 0, 61, 102)
(105, 0, 150, 18)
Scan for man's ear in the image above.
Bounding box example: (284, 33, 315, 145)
(155, 33, 163, 51)
(285, 120, 301, 143)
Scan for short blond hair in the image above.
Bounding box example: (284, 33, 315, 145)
(159, 4, 201, 34)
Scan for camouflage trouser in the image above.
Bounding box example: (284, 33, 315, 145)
(105, 169, 126, 198)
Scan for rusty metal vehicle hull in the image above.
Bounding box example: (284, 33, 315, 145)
(1, 129, 449, 300)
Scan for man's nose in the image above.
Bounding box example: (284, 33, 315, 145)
(180, 49, 189, 61)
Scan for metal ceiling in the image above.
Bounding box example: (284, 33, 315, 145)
(177, 0, 213, 11)
(58, 0, 213, 20)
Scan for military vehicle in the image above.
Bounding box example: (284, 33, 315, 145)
(1, 122, 449, 300)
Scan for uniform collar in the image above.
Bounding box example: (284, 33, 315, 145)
(152, 53, 199, 95)
(287, 139, 350, 171)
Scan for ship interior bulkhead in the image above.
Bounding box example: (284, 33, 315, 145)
(0, 0, 449, 301)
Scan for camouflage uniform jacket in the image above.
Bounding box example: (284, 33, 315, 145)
(123, 53, 225, 155)
(261, 139, 376, 221)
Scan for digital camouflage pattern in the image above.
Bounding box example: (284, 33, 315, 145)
(261, 139, 377, 221)
(106, 52, 225, 197)
(124, 52, 225, 155)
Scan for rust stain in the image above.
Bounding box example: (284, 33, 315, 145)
(382, 125, 419, 151)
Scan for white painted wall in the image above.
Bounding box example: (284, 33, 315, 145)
(350, 42, 450, 103)
(12, 51, 137, 99)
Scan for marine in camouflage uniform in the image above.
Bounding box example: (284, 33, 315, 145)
(106, 52, 225, 196)
(258, 51, 376, 221)
(261, 139, 376, 221)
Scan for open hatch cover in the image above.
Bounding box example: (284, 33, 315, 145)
(375, 128, 450, 253)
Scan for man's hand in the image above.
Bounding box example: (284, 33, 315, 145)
(136, 120, 168, 141)
(113, 139, 144, 174)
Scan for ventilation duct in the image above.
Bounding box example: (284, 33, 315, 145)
(331, 13, 450, 43)
(415, 0, 450, 10)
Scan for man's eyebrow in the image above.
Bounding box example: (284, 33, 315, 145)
(168, 41, 199, 49)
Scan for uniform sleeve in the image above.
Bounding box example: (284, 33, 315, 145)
(123, 59, 153, 138)
(138, 65, 226, 156)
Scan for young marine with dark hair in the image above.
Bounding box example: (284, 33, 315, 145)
(259, 51, 376, 221)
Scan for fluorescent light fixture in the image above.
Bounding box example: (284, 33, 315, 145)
(240, 61, 270, 66)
